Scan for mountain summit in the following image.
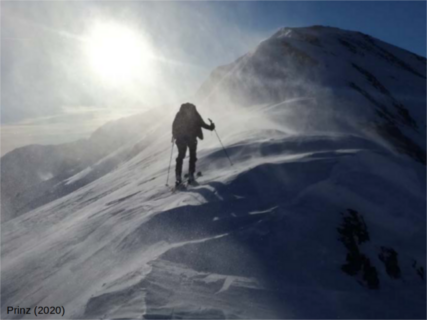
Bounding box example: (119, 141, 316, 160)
(197, 25, 426, 163)
(2, 26, 426, 319)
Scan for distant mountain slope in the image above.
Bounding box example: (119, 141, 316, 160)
(1, 109, 163, 222)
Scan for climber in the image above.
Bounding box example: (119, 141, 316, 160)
(172, 103, 215, 186)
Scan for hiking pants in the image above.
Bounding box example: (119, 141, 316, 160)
(175, 138, 197, 179)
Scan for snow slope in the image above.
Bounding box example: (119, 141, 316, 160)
(1, 26, 426, 319)
(1, 109, 163, 222)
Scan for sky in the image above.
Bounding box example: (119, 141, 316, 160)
(1, 1, 426, 156)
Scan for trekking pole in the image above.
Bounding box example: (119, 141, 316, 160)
(209, 119, 233, 166)
(165, 141, 174, 186)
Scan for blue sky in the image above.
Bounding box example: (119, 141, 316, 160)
(217, 1, 426, 56)
(1, 1, 426, 155)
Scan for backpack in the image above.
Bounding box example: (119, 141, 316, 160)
(172, 104, 204, 140)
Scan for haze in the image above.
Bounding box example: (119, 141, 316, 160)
(1, 1, 425, 155)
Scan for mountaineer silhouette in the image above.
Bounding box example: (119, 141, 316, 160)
(172, 103, 215, 187)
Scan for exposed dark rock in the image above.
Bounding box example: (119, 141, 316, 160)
(351, 63, 417, 129)
(339, 38, 359, 55)
(417, 267, 425, 280)
(378, 247, 401, 279)
(352, 63, 391, 96)
(362, 34, 426, 79)
(337, 209, 370, 246)
(374, 122, 426, 164)
(349, 82, 395, 122)
(337, 209, 379, 289)
(349, 82, 425, 164)
(362, 257, 380, 289)
(412, 260, 426, 281)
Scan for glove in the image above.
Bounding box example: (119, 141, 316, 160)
(208, 118, 215, 131)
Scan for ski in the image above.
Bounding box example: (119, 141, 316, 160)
(170, 172, 203, 193)
(171, 184, 186, 193)
(186, 179, 199, 187)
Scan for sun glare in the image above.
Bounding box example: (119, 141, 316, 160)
(85, 22, 154, 84)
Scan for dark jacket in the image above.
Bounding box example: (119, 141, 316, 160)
(172, 104, 213, 140)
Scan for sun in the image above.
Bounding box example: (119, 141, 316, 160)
(85, 22, 154, 84)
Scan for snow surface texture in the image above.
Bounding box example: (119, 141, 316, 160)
(1, 26, 426, 319)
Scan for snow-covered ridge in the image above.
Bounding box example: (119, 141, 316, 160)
(196, 26, 426, 166)
(1, 26, 425, 319)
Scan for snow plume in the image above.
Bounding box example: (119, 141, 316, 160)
(195, 55, 340, 142)
(194, 77, 345, 158)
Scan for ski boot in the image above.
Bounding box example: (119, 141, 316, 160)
(187, 173, 199, 186)
(175, 176, 183, 188)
